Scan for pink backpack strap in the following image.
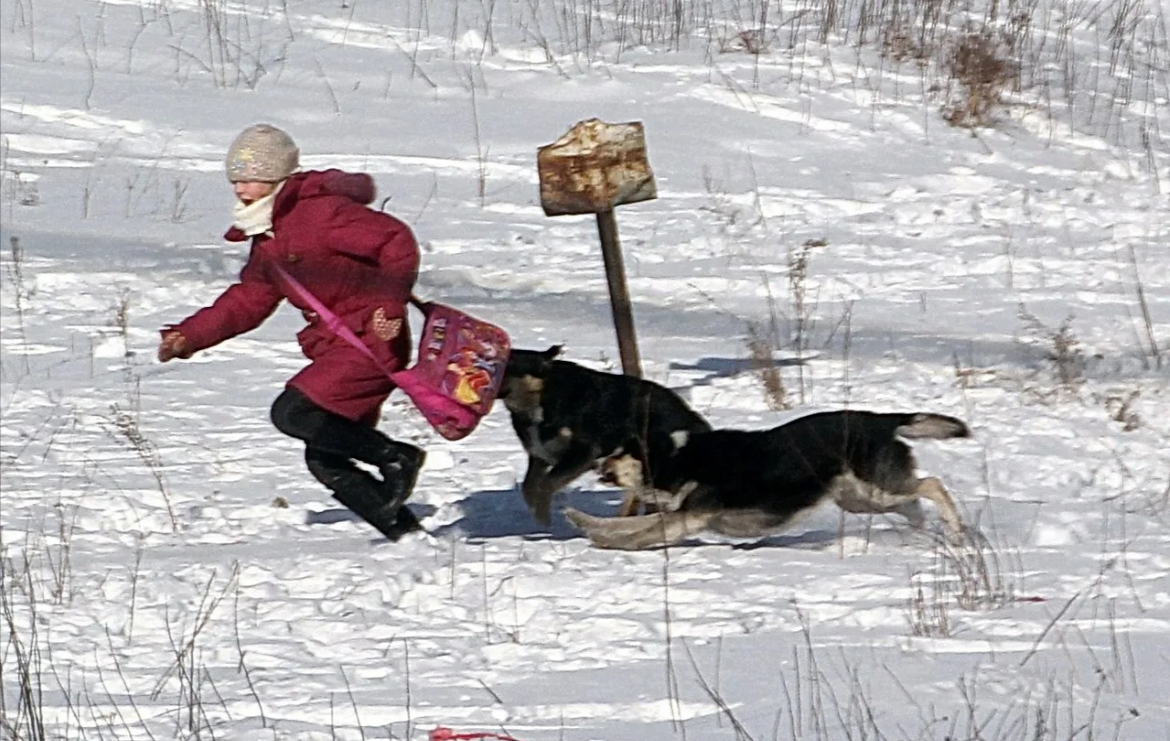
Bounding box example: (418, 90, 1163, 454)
(275, 264, 390, 375)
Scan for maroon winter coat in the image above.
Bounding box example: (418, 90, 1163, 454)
(170, 170, 419, 424)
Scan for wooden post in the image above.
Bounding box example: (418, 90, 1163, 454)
(595, 209, 642, 376)
(537, 118, 657, 378)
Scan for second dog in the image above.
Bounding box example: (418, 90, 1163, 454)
(566, 410, 972, 549)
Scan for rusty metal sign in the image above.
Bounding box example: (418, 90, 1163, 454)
(536, 119, 658, 377)
(537, 118, 657, 217)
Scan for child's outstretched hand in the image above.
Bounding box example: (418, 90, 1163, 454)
(158, 330, 192, 362)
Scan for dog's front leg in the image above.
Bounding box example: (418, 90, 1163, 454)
(521, 455, 554, 519)
(522, 441, 599, 526)
(617, 486, 648, 517)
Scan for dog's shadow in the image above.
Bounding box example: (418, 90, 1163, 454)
(430, 486, 629, 542)
(727, 530, 841, 550)
(309, 491, 906, 551)
(433, 488, 854, 551)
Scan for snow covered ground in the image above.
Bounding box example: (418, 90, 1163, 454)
(2, 1, 1167, 739)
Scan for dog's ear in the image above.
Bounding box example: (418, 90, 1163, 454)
(543, 344, 564, 360)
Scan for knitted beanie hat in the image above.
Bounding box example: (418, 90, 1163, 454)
(225, 124, 299, 183)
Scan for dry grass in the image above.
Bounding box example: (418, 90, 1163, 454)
(942, 27, 1019, 127)
(1018, 308, 1087, 392)
(747, 319, 791, 411)
(907, 528, 1021, 638)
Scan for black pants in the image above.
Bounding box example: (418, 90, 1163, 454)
(270, 387, 422, 521)
(271, 386, 397, 470)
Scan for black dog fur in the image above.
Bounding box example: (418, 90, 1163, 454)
(565, 410, 972, 549)
(499, 346, 711, 525)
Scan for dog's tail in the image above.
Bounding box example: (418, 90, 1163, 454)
(895, 413, 970, 440)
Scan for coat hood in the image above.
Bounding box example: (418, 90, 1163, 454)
(224, 170, 377, 242)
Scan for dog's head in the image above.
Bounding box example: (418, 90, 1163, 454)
(598, 449, 643, 488)
(499, 345, 563, 413)
(613, 428, 692, 491)
(599, 428, 696, 490)
(502, 345, 562, 381)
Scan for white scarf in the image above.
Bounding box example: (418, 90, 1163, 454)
(231, 182, 283, 236)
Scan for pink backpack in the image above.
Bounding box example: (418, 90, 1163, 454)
(276, 267, 510, 440)
(393, 299, 511, 440)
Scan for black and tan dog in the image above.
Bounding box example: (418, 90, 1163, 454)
(565, 410, 972, 549)
(499, 346, 711, 525)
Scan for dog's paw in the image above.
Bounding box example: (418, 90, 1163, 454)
(532, 500, 554, 527)
(521, 484, 555, 526)
(956, 523, 988, 546)
(938, 522, 984, 548)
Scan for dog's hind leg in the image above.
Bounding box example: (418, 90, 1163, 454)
(893, 498, 926, 528)
(915, 477, 963, 538)
(564, 508, 715, 550)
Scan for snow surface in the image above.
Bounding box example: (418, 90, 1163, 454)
(2, 1, 1168, 739)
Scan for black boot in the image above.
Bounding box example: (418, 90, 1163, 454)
(306, 449, 420, 540)
(274, 389, 427, 537)
(378, 441, 427, 511)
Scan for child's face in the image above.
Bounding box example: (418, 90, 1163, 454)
(233, 181, 277, 204)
